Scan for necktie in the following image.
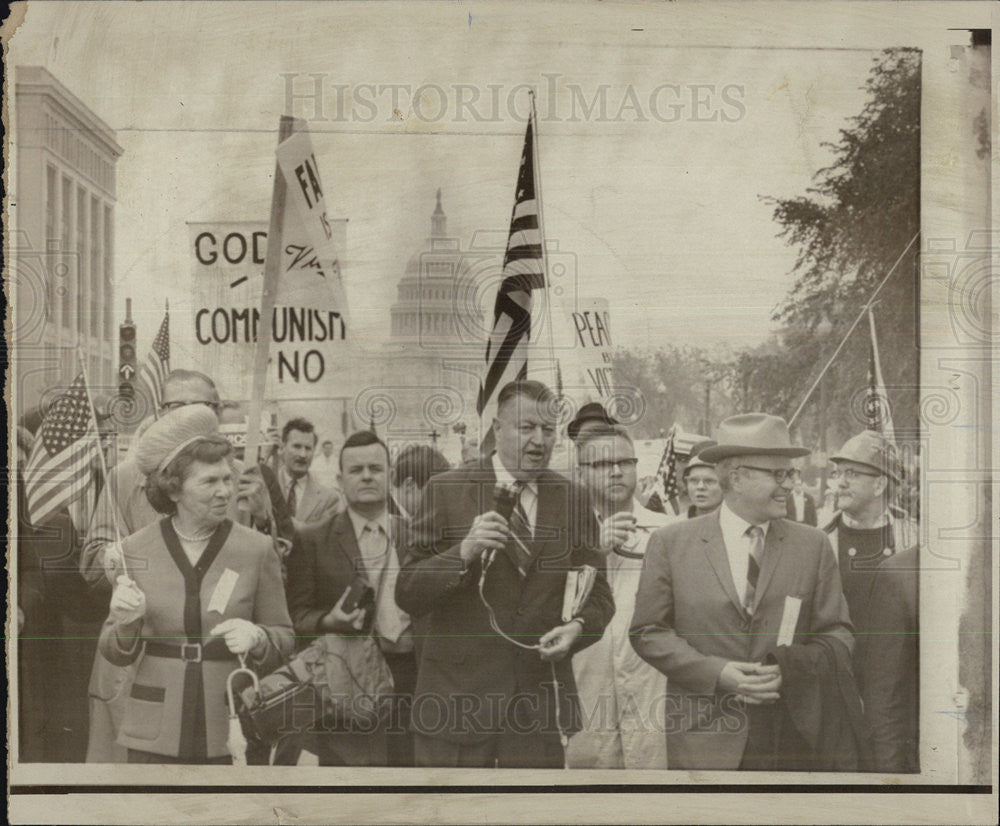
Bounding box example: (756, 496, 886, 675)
(286, 479, 298, 517)
(361, 522, 409, 644)
(743, 525, 764, 615)
(507, 482, 533, 576)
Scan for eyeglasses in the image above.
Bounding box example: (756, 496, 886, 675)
(736, 465, 795, 484)
(578, 458, 639, 471)
(161, 400, 221, 413)
(829, 467, 881, 481)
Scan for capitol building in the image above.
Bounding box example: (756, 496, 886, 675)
(354, 190, 487, 457)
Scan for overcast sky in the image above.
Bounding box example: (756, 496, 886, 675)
(10, 1, 901, 373)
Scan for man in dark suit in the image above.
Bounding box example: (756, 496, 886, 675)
(286, 430, 415, 766)
(785, 468, 818, 526)
(631, 413, 853, 769)
(859, 546, 919, 773)
(396, 380, 615, 768)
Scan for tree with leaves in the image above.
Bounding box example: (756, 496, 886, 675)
(745, 47, 921, 448)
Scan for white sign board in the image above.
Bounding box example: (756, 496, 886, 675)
(189, 219, 348, 400)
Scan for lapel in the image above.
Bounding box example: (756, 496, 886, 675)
(700, 515, 745, 617)
(529, 472, 562, 565)
(330, 509, 364, 580)
(298, 474, 316, 520)
(753, 519, 788, 610)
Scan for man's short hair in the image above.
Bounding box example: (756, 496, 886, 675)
(322, 439, 334, 448)
(339, 430, 390, 470)
(391, 444, 450, 489)
(164, 369, 220, 401)
(575, 423, 633, 452)
(281, 417, 316, 445)
(715, 457, 739, 492)
(495, 380, 556, 416)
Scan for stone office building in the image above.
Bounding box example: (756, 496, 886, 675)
(12, 65, 123, 418)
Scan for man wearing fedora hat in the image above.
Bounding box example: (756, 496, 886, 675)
(631, 413, 853, 770)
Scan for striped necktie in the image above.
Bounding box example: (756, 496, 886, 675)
(743, 524, 764, 615)
(507, 482, 533, 576)
(286, 479, 298, 517)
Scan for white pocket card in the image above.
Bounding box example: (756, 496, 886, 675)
(207, 568, 240, 615)
(776, 596, 802, 647)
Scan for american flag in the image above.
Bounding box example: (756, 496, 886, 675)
(649, 425, 681, 514)
(139, 308, 170, 410)
(477, 118, 544, 431)
(23, 374, 102, 529)
(864, 308, 896, 443)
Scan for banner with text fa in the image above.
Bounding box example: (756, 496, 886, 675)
(189, 218, 348, 401)
(556, 296, 616, 419)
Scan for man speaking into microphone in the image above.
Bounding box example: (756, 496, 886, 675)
(396, 380, 614, 768)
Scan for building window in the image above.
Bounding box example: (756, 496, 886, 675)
(104, 205, 113, 339)
(78, 186, 88, 342)
(45, 165, 57, 322)
(91, 196, 101, 339)
(62, 176, 73, 329)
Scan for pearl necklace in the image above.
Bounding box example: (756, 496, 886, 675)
(171, 518, 215, 543)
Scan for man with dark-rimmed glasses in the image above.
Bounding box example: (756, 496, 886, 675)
(631, 413, 855, 770)
(567, 422, 676, 768)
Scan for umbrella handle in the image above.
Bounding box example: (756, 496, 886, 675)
(226, 653, 261, 713)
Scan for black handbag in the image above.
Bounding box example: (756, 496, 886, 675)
(236, 633, 395, 745)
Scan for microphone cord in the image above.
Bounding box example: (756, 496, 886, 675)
(478, 551, 570, 766)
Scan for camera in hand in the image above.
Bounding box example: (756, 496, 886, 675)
(342, 577, 375, 613)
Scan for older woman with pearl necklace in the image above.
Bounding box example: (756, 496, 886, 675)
(99, 405, 293, 764)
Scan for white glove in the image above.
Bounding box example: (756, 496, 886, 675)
(210, 618, 268, 657)
(103, 541, 125, 582)
(109, 575, 147, 626)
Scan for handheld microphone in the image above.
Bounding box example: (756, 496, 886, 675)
(482, 483, 518, 571)
(492, 482, 519, 521)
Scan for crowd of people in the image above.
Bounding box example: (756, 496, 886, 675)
(15, 370, 919, 772)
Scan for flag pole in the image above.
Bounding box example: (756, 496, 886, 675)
(528, 90, 558, 397)
(787, 230, 919, 428)
(244, 115, 296, 466)
(76, 347, 127, 577)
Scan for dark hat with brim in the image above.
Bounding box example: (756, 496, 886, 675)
(698, 413, 810, 463)
(567, 401, 619, 441)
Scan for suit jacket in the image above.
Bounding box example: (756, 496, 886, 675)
(630, 512, 853, 769)
(858, 546, 919, 773)
(286, 508, 406, 640)
(281, 470, 341, 533)
(395, 462, 615, 745)
(787, 491, 818, 527)
(99, 519, 293, 759)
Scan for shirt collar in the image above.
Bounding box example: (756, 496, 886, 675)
(277, 465, 301, 494)
(840, 509, 891, 530)
(719, 500, 770, 539)
(347, 506, 388, 540)
(490, 453, 538, 497)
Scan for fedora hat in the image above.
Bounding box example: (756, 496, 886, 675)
(567, 401, 619, 442)
(830, 430, 901, 482)
(698, 413, 810, 462)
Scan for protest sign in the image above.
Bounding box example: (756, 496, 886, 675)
(188, 217, 348, 400)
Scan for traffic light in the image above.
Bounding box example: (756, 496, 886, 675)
(119, 298, 137, 396)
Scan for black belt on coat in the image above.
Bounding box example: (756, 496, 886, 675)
(145, 640, 234, 663)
